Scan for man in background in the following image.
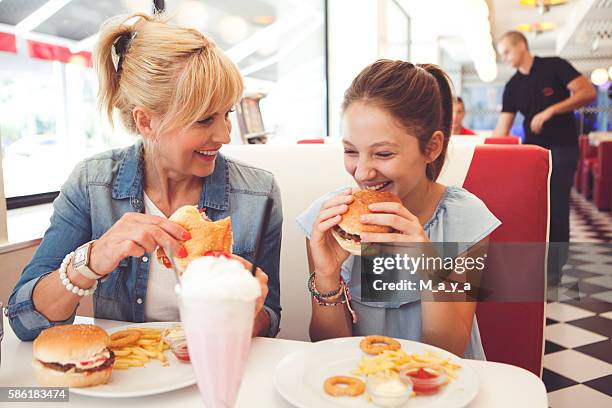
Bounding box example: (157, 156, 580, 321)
(493, 31, 596, 286)
(452, 97, 477, 135)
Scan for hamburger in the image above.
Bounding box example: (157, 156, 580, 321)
(332, 190, 402, 255)
(32, 324, 114, 387)
(156, 205, 233, 273)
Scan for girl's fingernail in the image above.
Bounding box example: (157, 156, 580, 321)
(177, 246, 188, 258)
(182, 231, 192, 240)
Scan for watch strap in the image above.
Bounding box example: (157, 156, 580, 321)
(74, 241, 103, 280)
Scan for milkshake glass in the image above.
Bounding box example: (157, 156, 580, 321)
(176, 256, 261, 408)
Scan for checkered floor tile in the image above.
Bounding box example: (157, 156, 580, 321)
(545, 191, 612, 406)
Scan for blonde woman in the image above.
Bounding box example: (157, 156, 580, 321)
(8, 13, 282, 341)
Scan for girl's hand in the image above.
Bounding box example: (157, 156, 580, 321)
(360, 202, 429, 243)
(309, 190, 354, 281)
(90, 212, 190, 277)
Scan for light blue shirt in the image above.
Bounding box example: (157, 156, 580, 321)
(296, 185, 501, 360)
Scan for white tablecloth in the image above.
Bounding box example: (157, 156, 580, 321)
(0, 316, 548, 407)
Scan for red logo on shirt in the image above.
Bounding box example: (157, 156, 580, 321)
(543, 87, 554, 97)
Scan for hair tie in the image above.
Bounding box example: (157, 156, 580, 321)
(112, 31, 138, 74)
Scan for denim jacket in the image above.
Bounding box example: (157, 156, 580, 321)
(8, 140, 282, 341)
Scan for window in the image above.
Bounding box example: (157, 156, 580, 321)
(0, 53, 131, 200)
(166, 0, 327, 143)
(0, 0, 328, 206)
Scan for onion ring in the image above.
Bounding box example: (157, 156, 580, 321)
(323, 376, 365, 397)
(109, 329, 141, 349)
(359, 335, 401, 355)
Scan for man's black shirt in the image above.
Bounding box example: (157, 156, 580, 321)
(502, 56, 582, 148)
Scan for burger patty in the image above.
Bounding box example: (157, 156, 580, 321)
(40, 350, 115, 373)
(335, 226, 361, 243)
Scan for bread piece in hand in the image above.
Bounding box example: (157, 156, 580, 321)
(156, 205, 233, 273)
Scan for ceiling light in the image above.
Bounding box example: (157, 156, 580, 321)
(175, 0, 209, 32)
(460, 0, 497, 82)
(218, 16, 249, 45)
(519, 0, 567, 9)
(516, 22, 556, 34)
(253, 16, 275, 25)
(590, 68, 609, 86)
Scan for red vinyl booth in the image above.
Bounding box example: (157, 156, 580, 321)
(297, 139, 325, 144)
(591, 141, 612, 210)
(465, 145, 549, 377)
(576, 135, 597, 196)
(300, 137, 523, 145)
(484, 136, 520, 145)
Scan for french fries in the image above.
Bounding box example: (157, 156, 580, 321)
(110, 327, 171, 370)
(353, 349, 461, 382)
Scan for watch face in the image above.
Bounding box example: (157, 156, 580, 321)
(74, 247, 86, 265)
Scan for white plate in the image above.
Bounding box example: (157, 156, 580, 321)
(70, 322, 196, 398)
(274, 337, 479, 408)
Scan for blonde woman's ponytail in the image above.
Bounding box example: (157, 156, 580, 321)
(93, 13, 239, 135)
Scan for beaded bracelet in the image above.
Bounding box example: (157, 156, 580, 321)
(308, 272, 358, 324)
(59, 252, 98, 297)
(312, 292, 346, 307)
(307, 271, 342, 299)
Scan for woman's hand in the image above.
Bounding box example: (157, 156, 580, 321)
(231, 255, 269, 316)
(89, 212, 190, 277)
(360, 202, 429, 243)
(309, 190, 354, 282)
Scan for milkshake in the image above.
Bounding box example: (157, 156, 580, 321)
(176, 256, 261, 408)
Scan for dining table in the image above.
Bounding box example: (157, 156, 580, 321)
(0, 315, 548, 407)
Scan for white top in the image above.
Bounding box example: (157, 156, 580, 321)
(143, 192, 180, 322)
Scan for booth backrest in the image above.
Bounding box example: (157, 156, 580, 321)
(464, 145, 550, 377)
(221, 144, 549, 375)
(484, 136, 520, 145)
(297, 139, 325, 144)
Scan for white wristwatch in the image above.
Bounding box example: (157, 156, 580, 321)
(73, 241, 103, 280)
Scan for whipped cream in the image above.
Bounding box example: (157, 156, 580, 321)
(180, 256, 261, 301)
